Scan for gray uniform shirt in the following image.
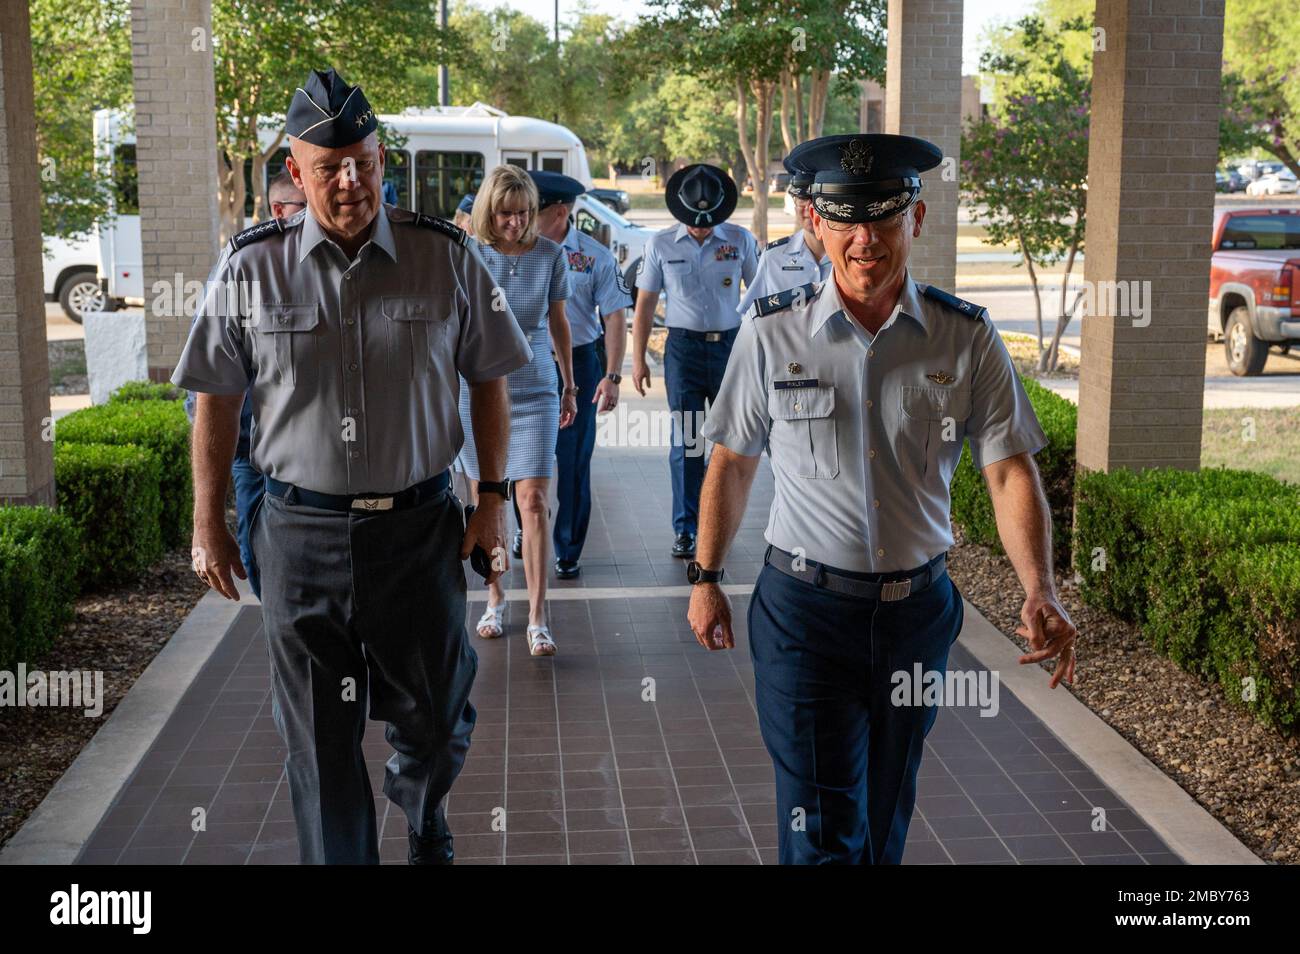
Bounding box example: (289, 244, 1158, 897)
(171, 205, 532, 495)
(637, 221, 759, 331)
(702, 274, 1047, 573)
(735, 229, 830, 318)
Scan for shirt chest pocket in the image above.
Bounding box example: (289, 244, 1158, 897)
(766, 384, 839, 479)
(661, 261, 699, 295)
(382, 293, 451, 378)
(898, 384, 972, 482)
(256, 302, 320, 388)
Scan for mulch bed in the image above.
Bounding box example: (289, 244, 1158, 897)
(948, 526, 1300, 865)
(0, 547, 209, 850)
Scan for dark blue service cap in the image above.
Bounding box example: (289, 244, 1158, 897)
(787, 134, 943, 223)
(527, 170, 586, 210)
(783, 152, 815, 199)
(286, 67, 378, 148)
(457, 193, 475, 214)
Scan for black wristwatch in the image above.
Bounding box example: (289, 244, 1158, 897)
(606, 372, 622, 385)
(686, 561, 724, 584)
(477, 479, 511, 500)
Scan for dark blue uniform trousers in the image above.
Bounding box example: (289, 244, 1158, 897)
(552, 340, 605, 563)
(252, 488, 477, 864)
(663, 328, 737, 536)
(748, 559, 964, 864)
(230, 455, 264, 598)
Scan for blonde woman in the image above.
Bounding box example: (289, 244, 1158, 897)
(459, 165, 576, 656)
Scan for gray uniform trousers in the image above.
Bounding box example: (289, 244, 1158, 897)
(251, 486, 477, 864)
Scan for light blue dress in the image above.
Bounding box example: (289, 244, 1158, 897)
(458, 236, 570, 480)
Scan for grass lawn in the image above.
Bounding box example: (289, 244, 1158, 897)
(1201, 406, 1300, 483)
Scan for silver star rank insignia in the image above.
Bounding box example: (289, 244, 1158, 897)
(926, 371, 955, 385)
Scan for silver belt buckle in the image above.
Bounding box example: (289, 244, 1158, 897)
(351, 496, 394, 512)
(880, 578, 912, 602)
(705, 332, 722, 342)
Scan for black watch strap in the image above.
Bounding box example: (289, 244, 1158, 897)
(687, 561, 724, 584)
(477, 479, 511, 500)
(606, 372, 622, 385)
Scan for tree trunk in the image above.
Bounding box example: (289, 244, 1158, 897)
(751, 79, 775, 245)
(792, 72, 806, 146)
(217, 150, 246, 248)
(778, 68, 795, 154)
(1018, 233, 1046, 370)
(1045, 238, 1081, 372)
(806, 68, 829, 139)
(252, 128, 285, 223)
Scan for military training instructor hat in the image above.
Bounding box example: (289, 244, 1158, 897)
(788, 133, 943, 223)
(664, 163, 738, 227)
(286, 67, 378, 148)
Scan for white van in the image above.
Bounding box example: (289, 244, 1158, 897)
(90, 104, 655, 313)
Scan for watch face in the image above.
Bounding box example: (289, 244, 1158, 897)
(687, 561, 700, 583)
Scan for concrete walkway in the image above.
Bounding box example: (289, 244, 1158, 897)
(2, 373, 1260, 865)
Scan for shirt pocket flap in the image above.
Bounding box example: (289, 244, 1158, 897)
(902, 384, 971, 422)
(382, 294, 448, 322)
(259, 302, 319, 333)
(768, 384, 835, 421)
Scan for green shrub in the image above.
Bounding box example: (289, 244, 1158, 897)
(0, 507, 81, 670)
(1209, 544, 1300, 733)
(950, 375, 1078, 569)
(109, 380, 186, 404)
(54, 442, 163, 587)
(56, 399, 191, 547)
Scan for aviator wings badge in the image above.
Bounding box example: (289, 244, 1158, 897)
(926, 371, 955, 385)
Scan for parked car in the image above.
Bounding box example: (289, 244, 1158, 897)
(588, 187, 630, 214)
(43, 232, 118, 322)
(1216, 169, 1246, 192)
(1208, 207, 1300, 375)
(769, 172, 791, 194)
(1245, 169, 1298, 196)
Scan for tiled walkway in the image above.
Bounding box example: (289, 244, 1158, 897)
(74, 390, 1182, 865)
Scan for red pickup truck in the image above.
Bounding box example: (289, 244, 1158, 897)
(1209, 207, 1300, 375)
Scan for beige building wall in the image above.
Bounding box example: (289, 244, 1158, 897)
(129, 0, 220, 380)
(885, 0, 963, 292)
(0, 1, 54, 505)
(1075, 0, 1224, 473)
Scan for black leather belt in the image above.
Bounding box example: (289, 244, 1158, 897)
(670, 327, 737, 343)
(265, 470, 451, 513)
(764, 546, 946, 602)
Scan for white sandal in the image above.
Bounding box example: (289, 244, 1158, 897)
(476, 603, 505, 639)
(526, 624, 557, 657)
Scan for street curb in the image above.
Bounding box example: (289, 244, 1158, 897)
(0, 583, 256, 865)
(955, 599, 1263, 865)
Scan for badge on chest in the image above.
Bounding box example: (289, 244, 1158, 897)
(714, 244, 739, 261)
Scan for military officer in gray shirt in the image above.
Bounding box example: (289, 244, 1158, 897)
(174, 68, 531, 865)
(686, 134, 1078, 864)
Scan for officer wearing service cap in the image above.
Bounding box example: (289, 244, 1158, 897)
(735, 154, 831, 319)
(174, 67, 532, 865)
(528, 170, 632, 578)
(631, 163, 759, 558)
(686, 133, 1078, 864)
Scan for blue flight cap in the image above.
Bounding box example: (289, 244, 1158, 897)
(457, 193, 475, 214)
(286, 67, 378, 148)
(527, 170, 586, 210)
(788, 134, 943, 223)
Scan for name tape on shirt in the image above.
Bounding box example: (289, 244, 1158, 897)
(772, 378, 821, 390)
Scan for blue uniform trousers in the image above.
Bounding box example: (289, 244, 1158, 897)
(231, 454, 265, 599)
(552, 341, 604, 563)
(663, 327, 737, 535)
(748, 554, 964, 864)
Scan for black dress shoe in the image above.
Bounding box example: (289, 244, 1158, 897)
(408, 806, 454, 865)
(671, 533, 696, 558)
(512, 529, 523, 559)
(555, 559, 580, 579)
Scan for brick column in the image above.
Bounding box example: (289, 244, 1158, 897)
(0, 1, 54, 506)
(130, 0, 219, 380)
(1075, 0, 1224, 473)
(885, 0, 962, 291)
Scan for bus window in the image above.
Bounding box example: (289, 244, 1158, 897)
(384, 149, 411, 209)
(416, 150, 485, 219)
(113, 143, 138, 215)
(540, 155, 564, 173)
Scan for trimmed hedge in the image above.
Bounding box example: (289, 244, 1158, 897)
(0, 506, 81, 670)
(56, 399, 191, 548)
(950, 375, 1078, 570)
(54, 442, 163, 587)
(109, 380, 186, 404)
(1074, 466, 1300, 732)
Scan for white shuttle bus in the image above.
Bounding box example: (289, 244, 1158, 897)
(67, 103, 654, 320)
